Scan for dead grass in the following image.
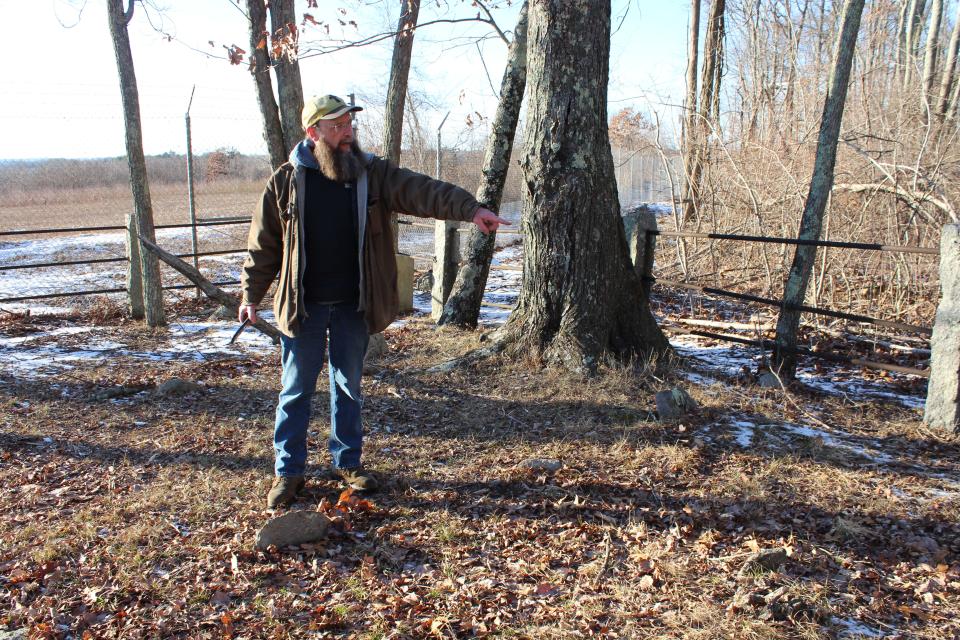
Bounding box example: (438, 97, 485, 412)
(0, 180, 264, 231)
(1, 310, 959, 638)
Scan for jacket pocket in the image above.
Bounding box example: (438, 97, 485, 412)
(368, 206, 383, 235)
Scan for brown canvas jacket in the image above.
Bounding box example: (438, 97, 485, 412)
(241, 145, 480, 336)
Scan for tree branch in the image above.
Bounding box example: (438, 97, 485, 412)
(474, 0, 510, 45)
(832, 182, 957, 223)
(137, 235, 282, 343)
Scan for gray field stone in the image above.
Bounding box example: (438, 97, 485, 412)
(924, 224, 960, 433)
(757, 372, 783, 388)
(155, 378, 204, 396)
(255, 510, 332, 551)
(655, 387, 699, 421)
(520, 458, 563, 473)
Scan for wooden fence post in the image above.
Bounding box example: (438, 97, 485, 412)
(125, 213, 145, 319)
(924, 223, 960, 433)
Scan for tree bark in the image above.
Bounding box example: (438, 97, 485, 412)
(503, 0, 670, 374)
(246, 0, 286, 169)
(936, 2, 960, 116)
(921, 0, 944, 108)
(773, 0, 866, 379)
(269, 0, 305, 154)
(904, 0, 928, 87)
(382, 0, 421, 252)
(438, 2, 528, 328)
(683, 0, 725, 224)
(107, 0, 165, 327)
(679, 0, 701, 221)
(897, 0, 911, 80)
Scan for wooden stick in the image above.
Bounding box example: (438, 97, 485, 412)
(137, 235, 282, 344)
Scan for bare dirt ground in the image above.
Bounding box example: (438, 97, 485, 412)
(1, 298, 958, 639)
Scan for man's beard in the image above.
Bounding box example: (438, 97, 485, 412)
(313, 139, 365, 183)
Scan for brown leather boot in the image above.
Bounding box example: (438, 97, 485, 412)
(333, 466, 379, 491)
(266, 475, 305, 509)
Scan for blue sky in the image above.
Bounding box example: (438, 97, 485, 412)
(0, 0, 690, 160)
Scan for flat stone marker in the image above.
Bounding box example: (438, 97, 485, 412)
(655, 387, 699, 421)
(925, 223, 960, 433)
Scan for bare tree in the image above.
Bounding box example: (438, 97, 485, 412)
(773, 0, 867, 378)
(500, 0, 670, 373)
(382, 0, 421, 250)
(936, 1, 960, 117)
(680, 0, 701, 217)
(921, 0, 944, 108)
(438, 2, 528, 328)
(107, 0, 165, 327)
(246, 0, 286, 169)
(682, 0, 725, 224)
(903, 0, 928, 87)
(269, 0, 305, 154)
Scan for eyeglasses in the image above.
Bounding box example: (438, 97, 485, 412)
(320, 119, 354, 133)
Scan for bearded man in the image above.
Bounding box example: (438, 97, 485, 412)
(240, 94, 508, 509)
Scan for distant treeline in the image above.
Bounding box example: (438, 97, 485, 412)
(0, 150, 273, 197)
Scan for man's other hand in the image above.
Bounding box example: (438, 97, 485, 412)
(239, 304, 258, 324)
(472, 207, 511, 235)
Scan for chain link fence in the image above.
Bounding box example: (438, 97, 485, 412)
(0, 110, 678, 308)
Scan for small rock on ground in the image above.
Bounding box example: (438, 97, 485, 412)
(655, 387, 699, 421)
(156, 378, 204, 396)
(757, 372, 783, 388)
(738, 549, 790, 579)
(520, 458, 562, 473)
(255, 510, 332, 551)
(366, 333, 388, 362)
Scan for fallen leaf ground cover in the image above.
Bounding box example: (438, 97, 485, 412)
(1, 301, 959, 639)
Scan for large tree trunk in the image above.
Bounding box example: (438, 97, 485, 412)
(921, 0, 944, 109)
(107, 0, 165, 327)
(438, 2, 528, 328)
(269, 0, 304, 154)
(682, 0, 725, 224)
(246, 0, 286, 169)
(773, 0, 866, 379)
(503, 0, 670, 374)
(382, 0, 421, 251)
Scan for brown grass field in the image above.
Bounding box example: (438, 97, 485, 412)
(1, 296, 958, 639)
(0, 181, 264, 233)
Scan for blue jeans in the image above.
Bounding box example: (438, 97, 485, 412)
(274, 302, 369, 476)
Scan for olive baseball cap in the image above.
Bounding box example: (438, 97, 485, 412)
(301, 94, 363, 129)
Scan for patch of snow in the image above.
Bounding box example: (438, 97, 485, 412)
(679, 370, 721, 386)
(796, 369, 925, 410)
(832, 616, 887, 638)
(730, 420, 756, 448)
(777, 422, 895, 465)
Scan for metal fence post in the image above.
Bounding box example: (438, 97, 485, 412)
(185, 86, 200, 297)
(125, 213, 145, 319)
(924, 223, 960, 433)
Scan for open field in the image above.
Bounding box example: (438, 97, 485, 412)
(0, 290, 957, 639)
(0, 180, 265, 233)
